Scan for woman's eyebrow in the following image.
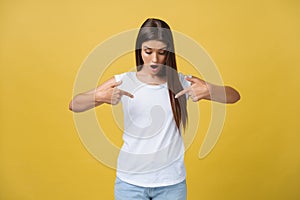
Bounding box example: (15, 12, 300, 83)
(143, 45, 167, 50)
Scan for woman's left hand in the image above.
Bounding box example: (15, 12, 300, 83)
(175, 76, 240, 104)
(175, 76, 210, 102)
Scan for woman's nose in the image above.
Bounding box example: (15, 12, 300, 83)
(152, 53, 158, 63)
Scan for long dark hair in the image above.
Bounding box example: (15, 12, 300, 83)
(135, 18, 188, 131)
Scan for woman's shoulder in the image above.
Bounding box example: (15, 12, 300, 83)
(178, 72, 191, 78)
(177, 72, 192, 88)
(114, 71, 135, 81)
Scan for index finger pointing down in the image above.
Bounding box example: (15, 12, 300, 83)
(175, 88, 190, 98)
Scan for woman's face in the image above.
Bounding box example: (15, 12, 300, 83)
(141, 40, 167, 75)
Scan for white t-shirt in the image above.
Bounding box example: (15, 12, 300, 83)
(114, 72, 191, 187)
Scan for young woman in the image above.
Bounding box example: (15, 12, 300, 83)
(69, 18, 240, 200)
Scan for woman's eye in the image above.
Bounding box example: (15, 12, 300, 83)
(145, 51, 152, 54)
(159, 51, 166, 55)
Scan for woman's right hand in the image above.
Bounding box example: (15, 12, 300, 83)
(69, 78, 134, 112)
(95, 80, 134, 105)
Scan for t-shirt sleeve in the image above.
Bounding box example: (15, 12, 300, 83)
(114, 72, 136, 94)
(114, 73, 125, 82)
(178, 72, 192, 99)
(178, 72, 192, 88)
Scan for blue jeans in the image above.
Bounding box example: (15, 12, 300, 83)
(114, 177, 187, 200)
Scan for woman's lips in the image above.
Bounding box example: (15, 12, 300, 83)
(150, 65, 158, 69)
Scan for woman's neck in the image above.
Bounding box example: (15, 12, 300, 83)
(136, 69, 166, 85)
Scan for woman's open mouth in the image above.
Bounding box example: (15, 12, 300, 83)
(150, 65, 158, 69)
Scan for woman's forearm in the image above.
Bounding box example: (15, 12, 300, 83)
(69, 91, 103, 112)
(208, 84, 240, 104)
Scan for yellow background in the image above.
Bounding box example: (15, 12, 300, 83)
(1, 0, 300, 199)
